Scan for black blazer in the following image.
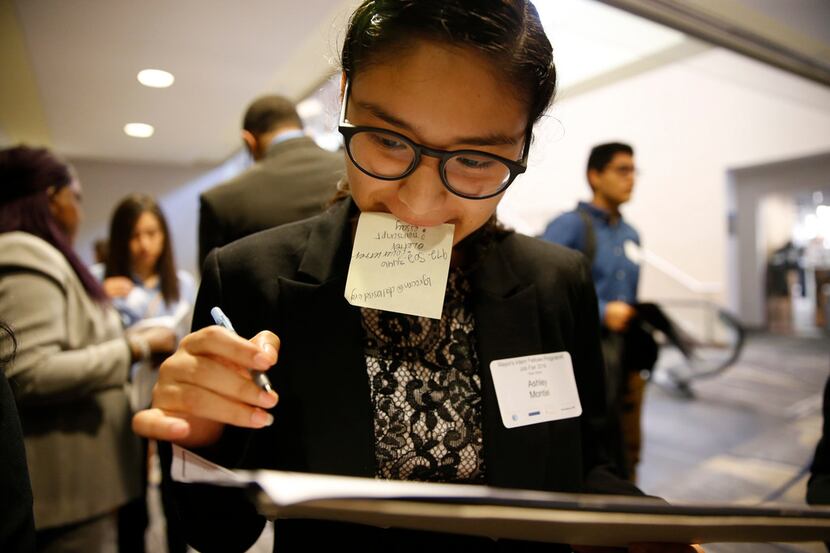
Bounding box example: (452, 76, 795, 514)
(167, 198, 641, 552)
(198, 136, 344, 268)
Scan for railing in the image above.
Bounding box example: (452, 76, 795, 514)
(634, 246, 745, 396)
(650, 299, 746, 397)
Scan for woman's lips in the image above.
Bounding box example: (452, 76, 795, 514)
(386, 207, 452, 229)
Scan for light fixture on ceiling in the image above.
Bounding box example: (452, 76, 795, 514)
(137, 69, 175, 88)
(124, 123, 154, 138)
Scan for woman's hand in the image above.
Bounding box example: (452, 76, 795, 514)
(103, 276, 134, 298)
(137, 326, 177, 354)
(131, 326, 279, 449)
(572, 544, 704, 552)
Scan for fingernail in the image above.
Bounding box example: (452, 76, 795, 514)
(253, 352, 272, 369)
(251, 410, 274, 427)
(259, 391, 277, 407)
(261, 343, 275, 356)
(169, 420, 188, 435)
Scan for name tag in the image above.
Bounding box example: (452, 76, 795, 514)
(489, 352, 582, 429)
(623, 239, 641, 265)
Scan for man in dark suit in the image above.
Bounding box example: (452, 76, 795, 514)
(198, 95, 344, 268)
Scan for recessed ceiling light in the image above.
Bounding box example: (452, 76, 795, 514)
(137, 69, 175, 88)
(124, 123, 154, 138)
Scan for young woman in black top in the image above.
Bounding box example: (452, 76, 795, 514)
(134, 2, 700, 551)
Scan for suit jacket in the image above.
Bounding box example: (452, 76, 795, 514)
(166, 198, 641, 552)
(198, 136, 344, 268)
(0, 232, 141, 529)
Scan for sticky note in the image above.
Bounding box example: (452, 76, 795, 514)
(344, 212, 454, 319)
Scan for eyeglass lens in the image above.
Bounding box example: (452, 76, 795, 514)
(348, 129, 513, 198)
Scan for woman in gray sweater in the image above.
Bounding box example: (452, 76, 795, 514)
(0, 145, 173, 553)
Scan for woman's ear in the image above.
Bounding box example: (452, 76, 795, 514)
(339, 72, 347, 101)
(46, 186, 58, 217)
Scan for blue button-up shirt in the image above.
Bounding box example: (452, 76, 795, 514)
(541, 201, 641, 321)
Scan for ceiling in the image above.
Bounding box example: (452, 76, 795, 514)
(1, 0, 827, 166)
(2, 0, 357, 164)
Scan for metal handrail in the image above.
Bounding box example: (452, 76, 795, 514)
(651, 299, 746, 393)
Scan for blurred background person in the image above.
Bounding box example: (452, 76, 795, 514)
(93, 193, 195, 553)
(198, 94, 344, 267)
(95, 193, 195, 366)
(542, 142, 651, 482)
(0, 145, 174, 553)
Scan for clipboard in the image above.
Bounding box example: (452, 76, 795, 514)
(172, 445, 830, 546)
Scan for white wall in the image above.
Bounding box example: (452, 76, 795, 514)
(499, 47, 830, 317)
(759, 195, 797, 256)
(71, 155, 247, 278)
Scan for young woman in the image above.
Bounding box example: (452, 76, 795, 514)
(94, 194, 195, 553)
(0, 145, 174, 552)
(95, 194, 196, 408)
(134, 2, 700, 551)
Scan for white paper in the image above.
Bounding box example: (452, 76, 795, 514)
(253, 470, 491, 507)
(171, 443, 245, 484)
(344, 212, 454, 319)
(167, 445, 830, 545)
(489, 352, 582, 429)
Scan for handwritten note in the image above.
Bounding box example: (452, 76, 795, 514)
(345, 212, 454, 319)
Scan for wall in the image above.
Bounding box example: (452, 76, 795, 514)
(759, 195, 797, 257)
(71, 154, 247, 278)
(499, 47, 830, 322)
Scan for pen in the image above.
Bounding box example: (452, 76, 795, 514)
(210, 306, 275, 394)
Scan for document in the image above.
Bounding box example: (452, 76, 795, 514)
(170, 445, 830, 546)
(344, 212, 454, 319)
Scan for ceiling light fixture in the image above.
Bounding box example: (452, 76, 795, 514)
(137, 69, 175, 88)
(124, 123, 154, 138)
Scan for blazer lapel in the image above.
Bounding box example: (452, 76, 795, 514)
(471, 238, 550, 490)
(275, 198, 376, 477)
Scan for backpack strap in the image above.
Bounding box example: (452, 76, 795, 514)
(576, 208, 596, 264)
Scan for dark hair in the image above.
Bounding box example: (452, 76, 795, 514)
(587, 142, 634, 173)
(104, 194, 180, 305)
(0, 145, 107, 302)
(243, 95, 303, 135)
(340, 0, 557, 127)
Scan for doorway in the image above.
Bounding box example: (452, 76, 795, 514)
(727, 151, 830, 335)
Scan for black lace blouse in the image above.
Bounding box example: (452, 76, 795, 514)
(360, 270, 486, 483)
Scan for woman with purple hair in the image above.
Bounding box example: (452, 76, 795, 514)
(0, 145, 174, 552)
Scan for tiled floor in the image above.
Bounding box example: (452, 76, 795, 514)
(639, 332, 830, 552)
(146, 331, 830, 552)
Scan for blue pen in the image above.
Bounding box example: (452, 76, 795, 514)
(210, 306, 274, 394)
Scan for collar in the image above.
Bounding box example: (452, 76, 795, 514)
(577, 200, 624, 224)
(294, 198, 523, 300)
(269, 129, 305, 146)
(296, 196, 358, 284)
(262, 130, 308, 159)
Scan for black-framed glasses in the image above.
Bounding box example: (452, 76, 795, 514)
(337, 80, 531, 200)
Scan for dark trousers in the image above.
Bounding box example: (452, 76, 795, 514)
(117, 438, 187, 553)
(37, 512, 118, 553)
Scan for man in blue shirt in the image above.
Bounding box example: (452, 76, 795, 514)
(542, 142, 646, 481)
